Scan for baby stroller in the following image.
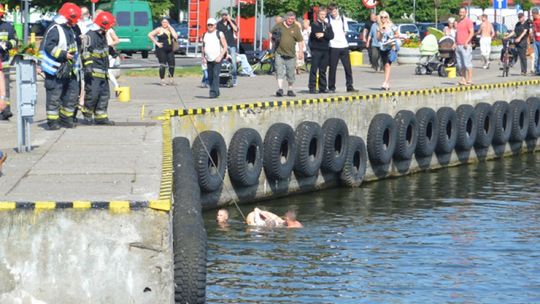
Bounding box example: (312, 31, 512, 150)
(437, 36, 456, 76)
(501, 38, 517, 77)
(219, 57, 234, 88)
(415, 34, 440, 75)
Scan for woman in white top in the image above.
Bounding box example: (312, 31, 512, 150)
(444, 17, 457, 40)
(106, 27, 121, 89)
(377, 11, 399, 90)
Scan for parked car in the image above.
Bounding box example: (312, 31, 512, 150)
(416, 22, 445, 39)
(346, 30, 366, 51)
(396, 23, 420, 39)
(113, 0, 154, 58)
(471, 22, 509, 49)
(172, 23, 199, 54)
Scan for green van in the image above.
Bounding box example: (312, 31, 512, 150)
(112, 0, 153, 58)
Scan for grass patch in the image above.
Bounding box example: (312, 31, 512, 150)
(124, 66, 201, 77)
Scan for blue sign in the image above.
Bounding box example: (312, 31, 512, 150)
(516, 4, 522, 12)
(494, 0, 507, 9)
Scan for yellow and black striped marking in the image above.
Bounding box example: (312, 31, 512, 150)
(166, 79, 540, 118)
(0, 200, 171, 212)
(159, 118, 174, 202)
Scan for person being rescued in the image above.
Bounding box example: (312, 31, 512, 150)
(246, 208, 303, 228)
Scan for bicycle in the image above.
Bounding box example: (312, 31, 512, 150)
(501, 38, 516, 77)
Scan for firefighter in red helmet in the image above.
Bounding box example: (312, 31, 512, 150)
(40, 2, 82, 130)
(81, 11, 116, 125)
(0, 3, 16, 121)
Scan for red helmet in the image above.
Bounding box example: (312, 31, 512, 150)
(59, 2, 82, 24)
(0, 4, 5, 18)
(94, 11, 116, 30)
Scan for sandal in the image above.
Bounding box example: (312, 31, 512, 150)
(457, 80, 467, 86)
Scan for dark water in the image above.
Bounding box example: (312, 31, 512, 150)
(204, 153, 540, 303)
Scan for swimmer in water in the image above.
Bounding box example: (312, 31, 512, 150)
(216, 209, 229, 226)
(246, 208, 303, 228)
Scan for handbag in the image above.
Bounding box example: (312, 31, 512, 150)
(172, 38, 180, 52)
(389, 49, 398, 63)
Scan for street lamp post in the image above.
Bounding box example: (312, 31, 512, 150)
(413, 0, 416, 23)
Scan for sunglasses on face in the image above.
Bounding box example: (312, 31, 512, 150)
(381, 16, 388, 19)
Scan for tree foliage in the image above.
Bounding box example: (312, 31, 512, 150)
(473, 0, 491, 11)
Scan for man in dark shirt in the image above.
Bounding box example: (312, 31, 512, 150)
(216, 9, 238, 85)
(506, 12, 530, 75)
(271, 11, 304, 97)
(308, 7, 334, 93)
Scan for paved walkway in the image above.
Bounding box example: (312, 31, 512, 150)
(0, 58, 536, 201)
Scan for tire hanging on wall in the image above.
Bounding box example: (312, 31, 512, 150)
(393, 110, 418, 160)
(435, 107, 457, 154)
(474, 102, 495, 148)
(339, 136, 368, 187)
(455, 104, 477, 151)
(367, 113, 397, 165)
(227, 128, 264, 187)
(492, 101, 512, 145)
(172, 137, 207, 304)
(415, 107, 439, 157)
(526, 97, 540, 139)
(263, 123, 297, 180)
(321, 118, 349, 172)
(509, 99, 529, 142)
(294, 121, 324, 177)
(192, 131, 227, 193)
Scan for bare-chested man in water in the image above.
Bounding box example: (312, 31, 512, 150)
(477, 14, 495, 69)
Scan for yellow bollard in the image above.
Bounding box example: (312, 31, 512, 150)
(445, 67, 456, 78)
(115, 86, 131, 102)
(350, 51, 363, 66)
(30, 32, 35, 44)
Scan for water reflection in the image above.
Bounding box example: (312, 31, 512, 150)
(205, 153, 540, 303)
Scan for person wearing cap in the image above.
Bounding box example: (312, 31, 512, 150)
(216, 9, 238, 86)
(202, 18, 228, 98)
(531, 8, 540, 75)
(505, 12, 530, 76)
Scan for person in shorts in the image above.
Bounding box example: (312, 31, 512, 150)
(271, 11, 304, 97)
(455, 7, 475, 85)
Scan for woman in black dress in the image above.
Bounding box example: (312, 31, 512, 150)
(148, 18, 178, 85)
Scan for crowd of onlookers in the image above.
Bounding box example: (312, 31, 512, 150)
(187, 4, 540, 98)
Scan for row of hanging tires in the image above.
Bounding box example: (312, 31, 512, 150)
(191, 97, 540, 193)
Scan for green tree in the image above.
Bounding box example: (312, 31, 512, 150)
(473, 0, 491, 13)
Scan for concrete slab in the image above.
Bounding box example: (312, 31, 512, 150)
(0, 209, 174, 303)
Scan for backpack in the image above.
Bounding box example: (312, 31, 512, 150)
(271, 27, 281, 51)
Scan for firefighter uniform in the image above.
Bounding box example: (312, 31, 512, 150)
(0, 18, 16, 120)
(40, 21, 80, 129)
(82, 28, 113, 125)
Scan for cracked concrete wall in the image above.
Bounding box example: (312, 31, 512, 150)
(0, 209, 174, 304)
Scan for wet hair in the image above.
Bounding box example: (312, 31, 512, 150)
(284, 210, 297, 221)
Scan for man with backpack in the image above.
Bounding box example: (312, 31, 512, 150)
(270, 11, 304, 97)
(327, 4, 358, 93)
(202, 18, 228, 99)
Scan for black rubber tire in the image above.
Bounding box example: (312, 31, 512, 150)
(438, 65, 447, 77)
(456, 104, 477, 151)
(509, 99, 529, 142)
(526, 97, 540, 139)
(321, 118, 349, 172)
(492, 101, 512, 145)
(393, 110, 418, 161)
(415, 107, 439, 157)
(172, 137, 207, 304)
(192, 131, 227, 192)
(436, 107, 457, 154)
(294, 121, 324, 177)
(367, 113, 397, 165)
(141, 50, 149, 59)
(227, 128, 263, 187)
(263, 123, 297, 180)
(474, 102, 495, 148)
(339, 136, 367, 187)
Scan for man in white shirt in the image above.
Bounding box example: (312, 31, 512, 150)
(327, 4, 357, 93)
(202, 18, 228, 98)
